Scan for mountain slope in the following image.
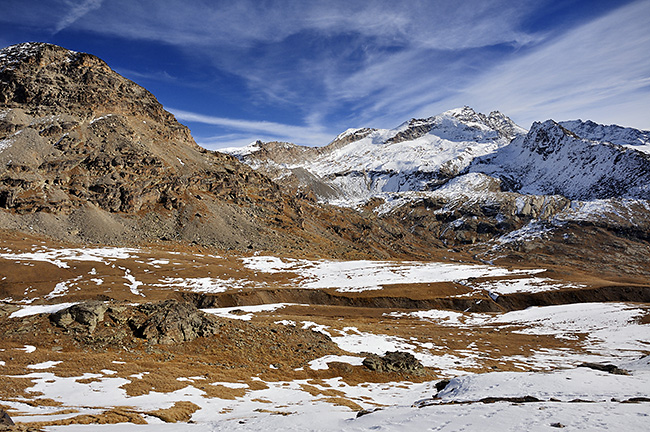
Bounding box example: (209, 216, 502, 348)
(471, 120, 650, 200)
(0, 43, 443, 258)
(226, 108, 650, 275)
(560, 119, 650, 153)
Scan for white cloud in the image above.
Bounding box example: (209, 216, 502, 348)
(169, 108, 336, 148)
(54, 1, 545, 118)
(73, 0, 540, 51)
(54, 0, 104, 33)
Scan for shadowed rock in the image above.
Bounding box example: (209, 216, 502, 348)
(49, 299, 220, 344)
(0, 409, 13, 426)
(578, 362, 629, 375)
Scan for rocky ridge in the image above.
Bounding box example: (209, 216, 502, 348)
(472, 120, 650, 200)
(225, 106, 524, 205)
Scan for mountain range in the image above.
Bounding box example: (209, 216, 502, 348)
(223, 104, 650, 275)
(1, 42, 649, 431)
(1, 41, 649, 274)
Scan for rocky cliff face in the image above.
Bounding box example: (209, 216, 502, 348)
(559, 119, 650, 150)
(471, 120, 650, 200)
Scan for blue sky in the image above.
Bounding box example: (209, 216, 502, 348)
(1, 0, 649, 148)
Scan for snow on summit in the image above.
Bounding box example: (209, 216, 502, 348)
(221, 107, 527, 206)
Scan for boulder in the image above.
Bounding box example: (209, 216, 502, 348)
(362, 351, 424, 374)
(578, 362, 629, 375)
(132, 300, 220, 344)
(0, 409, 13, 426)
(50, 301, 108, 333)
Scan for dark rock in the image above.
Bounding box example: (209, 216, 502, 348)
(356, 407, 383, 418)
(622, 397, 650, 403)
(412, 397, 438, 408)
(48, 300, 220, 345)
(0, 409, 13, 426)
(578, 362, 629, 375)
(362, 351, 424, 374)
(435, 378, 451, 393)
(50, 301, 107, 333)
(131, 300, 220, 344)
(478, 396, 541, 404)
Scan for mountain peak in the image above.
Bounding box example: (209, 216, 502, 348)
(443, 105, 479, 119)
(520, 120, 577, 157)
(442, 106, 526, 139)
(0, 42, 173, 126)
(0, 42, 99, 71)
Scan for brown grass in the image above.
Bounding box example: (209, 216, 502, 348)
(148, 401, 200, 423)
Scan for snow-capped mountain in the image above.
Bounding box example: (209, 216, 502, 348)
(471, 120, 650, 200)
(560, 119, 650, 153)
(224, 107, 526, 205)
(224, 108, 650, 258)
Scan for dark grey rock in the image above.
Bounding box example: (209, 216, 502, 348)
(0, 409, 14, 426)
(578, 362, 629, 375)
(435, 379, 451, 393)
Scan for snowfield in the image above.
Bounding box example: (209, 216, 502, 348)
(3, 297, 648, 431)
(14, 361, 650, 431)
(1, 248, 648, 430)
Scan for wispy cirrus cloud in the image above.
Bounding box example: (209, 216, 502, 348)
(48, 1, 546, 116)
(72, 0, 541, 51)
(420, 0, 650, 130)
(114, 68, 177, 84)
(169, 108, 336, 148)
(2, 0, 646, 148)
(54, 0, 104, 34)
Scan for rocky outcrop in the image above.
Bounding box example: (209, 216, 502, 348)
(50, 300, 220, 344)
(0, 409, 13, 426)
(362, 351, 424, 374)
(51, 301, 108, 333)
(578, 362, 629, 375)
(130, 300, 220, 344)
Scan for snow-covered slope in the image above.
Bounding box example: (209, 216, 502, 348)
(471, 120, 650, 200)
(222, 109, 650, 253)
(223, 107, 525, 205)
(560, 119, 650, 154)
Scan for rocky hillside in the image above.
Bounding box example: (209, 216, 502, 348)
(0, 43, 441, 258)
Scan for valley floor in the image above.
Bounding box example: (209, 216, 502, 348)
(0, 233, 648, 431)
